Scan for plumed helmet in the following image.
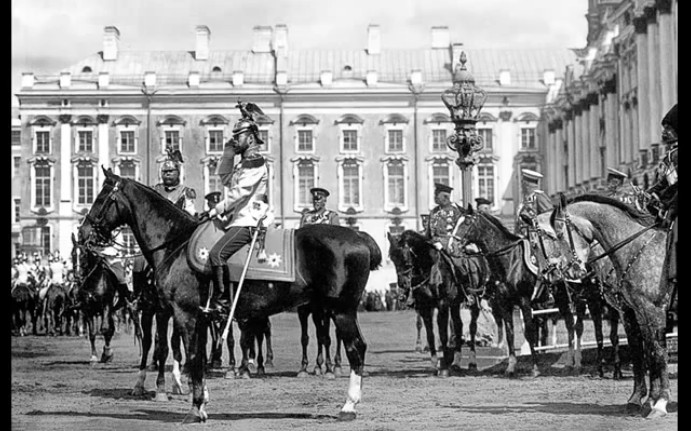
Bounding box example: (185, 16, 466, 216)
(161, 159, 180, 172)
(662, 104, 678, 135)
(231, 119, 264, 145)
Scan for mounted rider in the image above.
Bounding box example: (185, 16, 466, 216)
(599, 167, 643, 209)
(200, 101, 270, 315)
(646, 103, 678, 289)
(131, 146, 198, 308)
(514, 169, 555, 304)
(299, 187, 340, 227)
(47, 252, 67, 289)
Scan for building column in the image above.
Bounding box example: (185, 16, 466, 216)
(633, 15, 651, 152)
(98, 115, 110, 186)
(645, 6, 661, 143)
(605, 94, 618, 169)
(58, 115, 73, 257)
(566, 114, 576, 189)
(589, 97, 600, 180)
(546, 127, 556, 194)
(657, 2, 675, 113)
(555, 124, 564, 191)
(581, 104, 591, 186)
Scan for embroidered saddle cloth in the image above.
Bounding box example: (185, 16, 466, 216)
(187, 219, 296, 283)
(521, 239, 539, 277)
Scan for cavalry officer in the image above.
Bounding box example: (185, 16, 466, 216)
(647, 104, 678, 288)
(132, 151, 198, 305)
(426, 183, 464, 252)
(201, 101, 270, 315)
(515, 169, 553, 237)
(299, 187, 340, 227)
(47, 252, 66, 289)
(475, 197, 492, 214)
(600, 167, 644, 210)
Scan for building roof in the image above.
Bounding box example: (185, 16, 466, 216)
(58, 47, 576, 90)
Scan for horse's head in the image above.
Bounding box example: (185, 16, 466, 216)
(387, 230, 434, 302)
(80, 167, 131, 247)
(452, 203, 484, 248)
(549, 193, 592, 281)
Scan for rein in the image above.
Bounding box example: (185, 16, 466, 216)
(585, 223, 660, 266)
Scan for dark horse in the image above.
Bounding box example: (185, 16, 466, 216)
(79, 168, 382, 422)
(551, 194, 671, 418)
(11, 281, 37, 337)
(71, 235, 123, 363)
(387, 230, 491, 376)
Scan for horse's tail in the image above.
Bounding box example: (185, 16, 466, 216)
(356, 231, 383, 271)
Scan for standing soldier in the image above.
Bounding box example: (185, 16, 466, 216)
(299, 187, 340, 227)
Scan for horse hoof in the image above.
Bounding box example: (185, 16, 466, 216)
(265, 360, 274, 368)
(333, 366, 343, 377)
(147, 363, 158, 372)
(338, 411, 357, 421)
(256, 367, 265, 377)
(324, 372, 336, 380)
(182, 407, 207, 424)
(415, 345, 423, 353)
(626, 403, 642, 416)
(313, 367, 322, 376)
(100, 352, 114, 363)
(613, 370, 623, 380)
(468, 363, 478, 371)
(89, 355, 98, 364)
(438, 369, 450, 378)
(172, 385, 184, 395)
(297, 371, 309, 378)
(645, 406, 668, 419)
(224, 369, 237, 379)
(154, 392, 169, 402)
(238, 371, 251, 380)
(131, 386, 146, 397)
(210, 360, 223, 370)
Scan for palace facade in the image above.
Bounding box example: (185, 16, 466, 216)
(540, 0, 677, 197)
(14, 24, 575, 288)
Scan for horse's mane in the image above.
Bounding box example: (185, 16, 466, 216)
(479, 212, 521, 241)
(399, 230, 431, 250)
(568, 194, 657, 227)
(122, 178, 198, 225)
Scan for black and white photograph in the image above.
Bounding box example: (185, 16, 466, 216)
(11, 0, 678, 429)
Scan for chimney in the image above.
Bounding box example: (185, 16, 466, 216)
(59, 72, 71, 88)
(188, 71, 200, 87)
(274, 24, 289, 57)
(195, 25, 210, 61)
(320, 70, 333, 87)
(103, 26, 120, 61)
(367, 24, 381, 55)
(431, 26, 450, 49)
(21, 72, 34, 88)
(366, 70, 378, 86)
(232, 71, 244, 86)
(252, 26, 273, 53)
(144, 71, 157, 88)
(543, 69, 555, 86)
(499, 69, 511, 86)
(98, 72, 109, 88)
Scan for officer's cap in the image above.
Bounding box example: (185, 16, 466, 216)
(521, 169, 543, 185)
(205, 191, 222, 205)
(434, 183, 454, 194)
(475, 197, 492, 206)
(310, 187, 330, 198)
(606, 167, 627, 181)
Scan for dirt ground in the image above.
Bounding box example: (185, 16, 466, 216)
(12, 310, 678, 431)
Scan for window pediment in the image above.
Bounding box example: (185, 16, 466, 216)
(29, 116, 57, 127)
(424, 113, 451, 124)
(200, 115, 229, 126)
(380, 113, 409, 125)
(516, 112, 539, 122)
(334, 114, 364, 126)
(157, 115, 186, 127)
(290, 114, 319, 126)
(113, 115, 142, 126)
(72, 116, 97, 126)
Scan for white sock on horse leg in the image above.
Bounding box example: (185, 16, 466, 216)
(341, 370, 362, 414)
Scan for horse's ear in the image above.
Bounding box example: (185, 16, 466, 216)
(386, 232, 394, 244)
(559, 192, 568, 209)
(466, 203, 474, 214)
(71, 233, 76, 245)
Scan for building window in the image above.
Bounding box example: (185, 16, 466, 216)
(432, 161, 451, 187)
(13, 157, 21, 177)
(78, 130, 94, 153)
(477, 128, 493, 151)
(343, 130, 358, 152)
(520, 127, 536, 149)
(14, 198, 20, 223)
(119, 161, 137, 180)
(477, 164, 495, 204)
(12, 130, 21, 146)
(298, 130, 313, 152)
(34, 162, 51, 207)
(205, 160, 223, 196)
(386, 161, 405, 207)
(432, 129, 447, 152)
(36, 131, 50, 153)
(22, 226, 51, 256)
(120, 131, 136, 153)
(342, 160, 360, 206)
(76, 162, 95, 205)
(165, 130, 181, 152)
(208, 130, 224, 153)
(387, 130, 403, 152)
(297, 161, 316, 207)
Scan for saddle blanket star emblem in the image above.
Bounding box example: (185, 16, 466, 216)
(197, 247, 209, 262)
(267, 253, 282, 268)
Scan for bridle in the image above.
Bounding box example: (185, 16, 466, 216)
(394, 240, 430, 299)
(453, 212, 522, 258)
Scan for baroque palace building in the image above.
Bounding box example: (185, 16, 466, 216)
(14, 24, 575, 286)
(540, 0, 677, 198)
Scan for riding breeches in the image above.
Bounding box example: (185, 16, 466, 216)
(208, 226, 252, 267)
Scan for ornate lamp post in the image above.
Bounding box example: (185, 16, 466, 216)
(441, 52, 487, 206)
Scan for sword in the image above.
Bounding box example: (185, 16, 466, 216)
(221, 214, 268, 344)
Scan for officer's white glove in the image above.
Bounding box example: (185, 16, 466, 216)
(464, 243, 480, 254)
(433, 242, 443, 251)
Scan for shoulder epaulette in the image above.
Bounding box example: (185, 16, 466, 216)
(241, 156, 266, 169)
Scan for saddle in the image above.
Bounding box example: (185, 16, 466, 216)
(187, 218, 296, 283)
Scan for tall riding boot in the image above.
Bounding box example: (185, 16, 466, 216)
(203, 265, 229, 314)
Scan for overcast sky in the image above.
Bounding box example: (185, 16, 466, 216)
(11, 0, 589, 106)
